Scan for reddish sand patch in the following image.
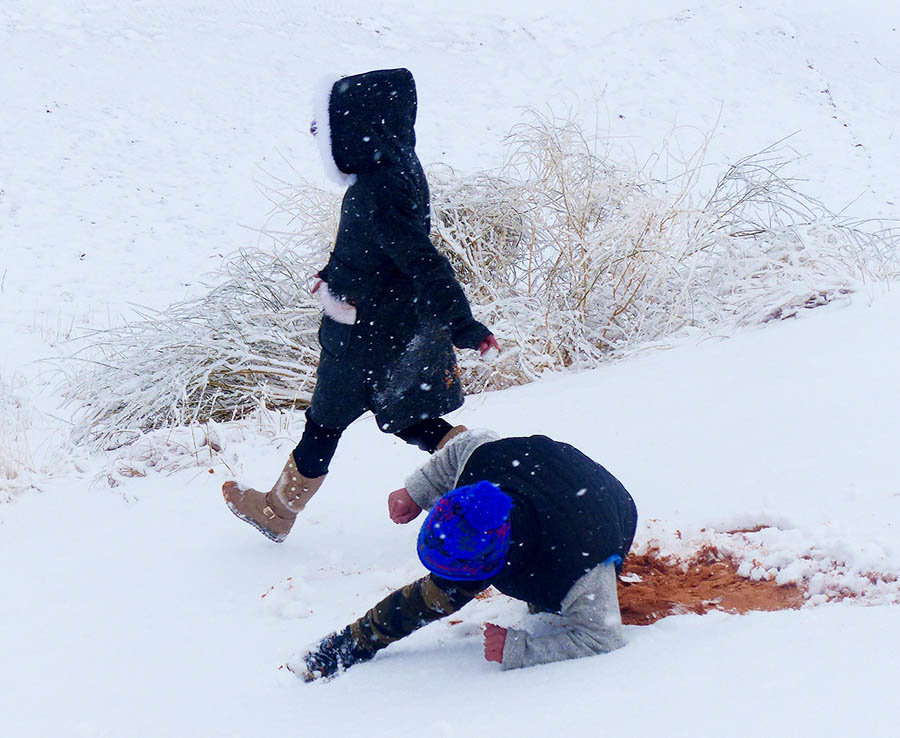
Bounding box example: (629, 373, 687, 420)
(618, 546, 805, 625)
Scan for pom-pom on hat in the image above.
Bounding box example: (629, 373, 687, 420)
(417, 481, 513, 581)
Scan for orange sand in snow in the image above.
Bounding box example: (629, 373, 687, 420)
(617, 545, 805, 625)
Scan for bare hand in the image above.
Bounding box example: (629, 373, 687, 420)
(483, 623, 507, 663)
(388, 488, 422, 524)
(478, 334, 500, 359)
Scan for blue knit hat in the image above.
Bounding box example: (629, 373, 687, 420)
(417, 480, 513, 581)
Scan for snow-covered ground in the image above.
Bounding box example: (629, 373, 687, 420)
(2, 2, 899, 736)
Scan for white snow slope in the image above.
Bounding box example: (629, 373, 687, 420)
(2, 2, 899, 737)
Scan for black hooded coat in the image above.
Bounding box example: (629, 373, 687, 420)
(310, 68, 490, 433)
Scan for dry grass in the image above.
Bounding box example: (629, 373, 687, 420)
(0, 374, 36, 500)
(1, 372, 73, 498)
(433, 114, 898, 391)
(63, 111, 900, 450)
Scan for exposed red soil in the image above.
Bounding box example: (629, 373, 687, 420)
(618, 545, 805, 625)
(465, 544, 806, 626)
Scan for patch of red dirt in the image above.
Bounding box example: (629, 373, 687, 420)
(618, 546, 805, 625)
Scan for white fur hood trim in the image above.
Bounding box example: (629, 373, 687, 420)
(312, 74, 357, 188)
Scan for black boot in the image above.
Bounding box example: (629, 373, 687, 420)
(299, 627, 376, 681)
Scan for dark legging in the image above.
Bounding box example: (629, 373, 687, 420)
(393, 417, 453, 454)
(292, 412, 452, 478)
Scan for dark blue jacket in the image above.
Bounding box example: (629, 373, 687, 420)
(457, 435, 638, 613)
(318, 68, 489, 354)
(309, 69, 489, 432)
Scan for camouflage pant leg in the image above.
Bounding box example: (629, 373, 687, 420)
(349, 575, 486, 653)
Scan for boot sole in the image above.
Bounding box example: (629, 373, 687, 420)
(224, 499, 288, 543)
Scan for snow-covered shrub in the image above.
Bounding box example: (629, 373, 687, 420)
(64, 185, 337, 449)
(431, 113, 899, 392)
(64, 111, 900, 449)
(0, 373, 73, 498)
(0, 375, 37, 500)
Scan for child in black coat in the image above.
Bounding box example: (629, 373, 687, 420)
(222, 69, 497, 543)
(295, 429, 638, 679)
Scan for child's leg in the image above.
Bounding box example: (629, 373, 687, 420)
(393, 417, 454, 453)
(221, 410, 341, 543)
(221, 369, 358, 542)
(292, 410, 346, 477)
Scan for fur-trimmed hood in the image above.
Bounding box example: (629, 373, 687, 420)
(311, 68, 418, 186)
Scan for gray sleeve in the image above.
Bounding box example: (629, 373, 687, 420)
(500, 563, 626, 670)
(404, 429, 500, 510)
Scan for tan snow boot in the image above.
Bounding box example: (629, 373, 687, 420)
(222, 456, 325, 542)
(436, 425, 468, 451)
